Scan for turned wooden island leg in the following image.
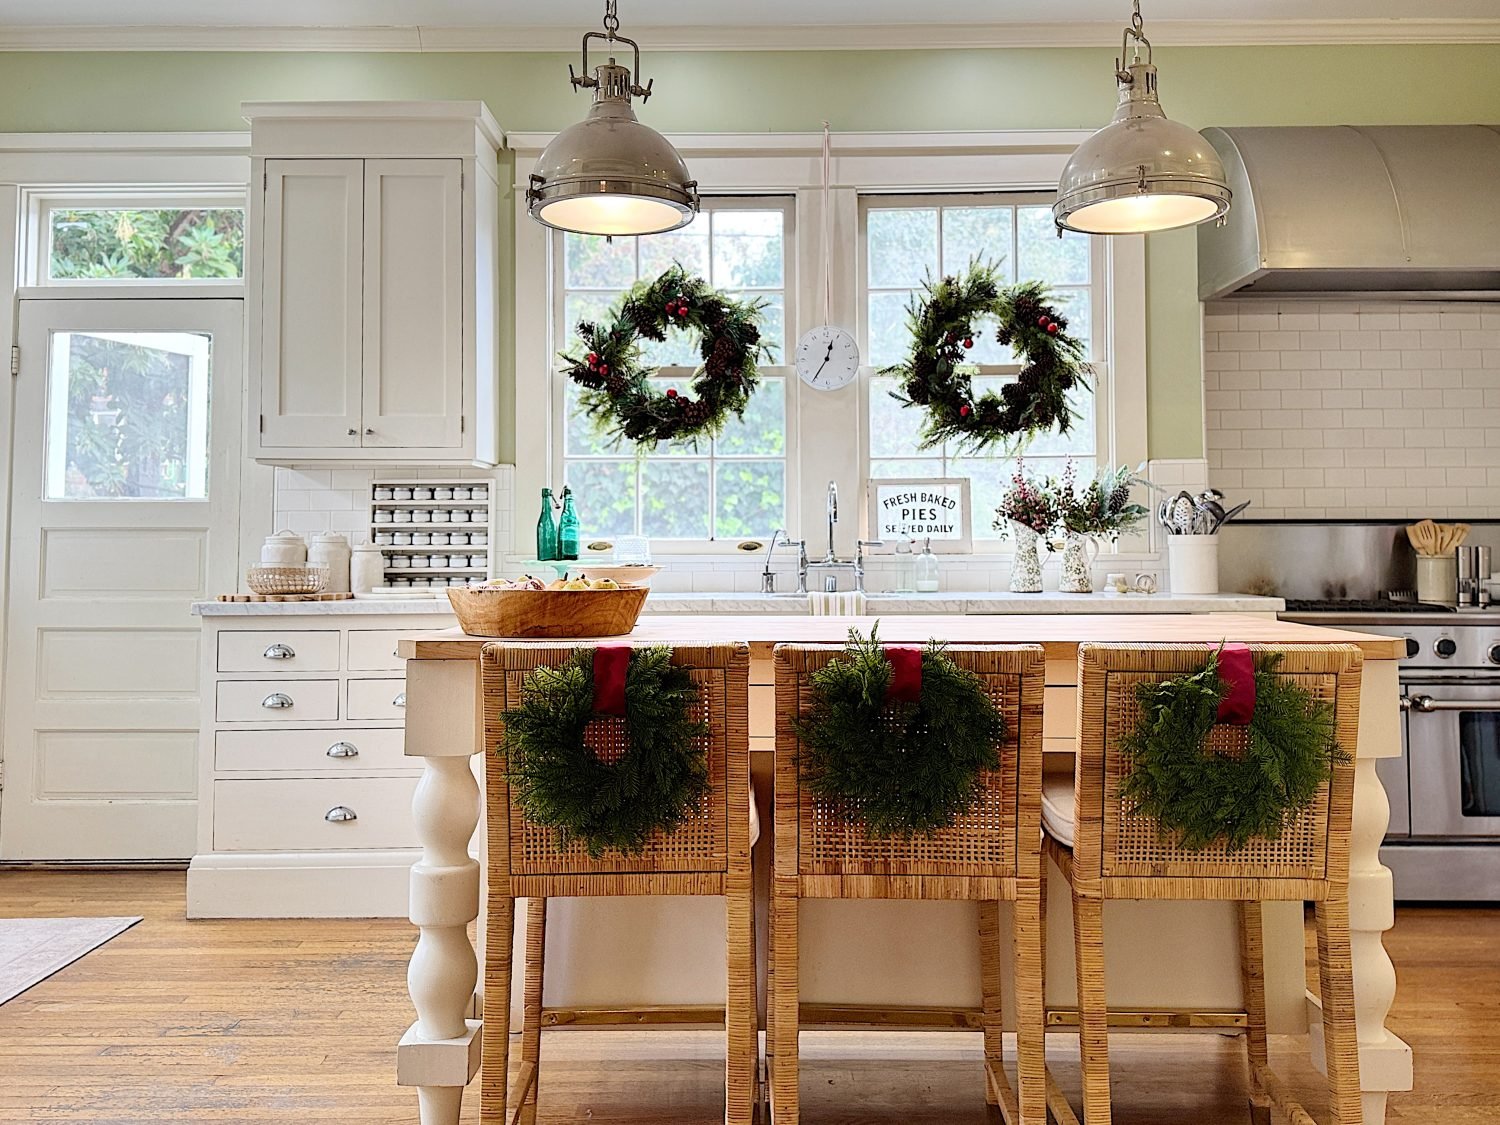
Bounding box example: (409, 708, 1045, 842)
(397, 659, 484, 1125)
(1310, 658, 1411, 1125)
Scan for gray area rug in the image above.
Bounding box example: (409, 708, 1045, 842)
(0, 916, 141, 1005)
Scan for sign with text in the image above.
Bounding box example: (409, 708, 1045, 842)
(867, 478, 972, 554)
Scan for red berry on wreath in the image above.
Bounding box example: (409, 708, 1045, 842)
(1037, 315, 1050, 328)
(677, 306, 687, 317)
(963, 337, 973, 349)
(959, 404, 972, 417)
(598, 363, 609, 374)
(1046, 322, 1060, 335)
(587, 352, 598, 364)
(664, 301, 675, 312)
(666, 387, 678, 398)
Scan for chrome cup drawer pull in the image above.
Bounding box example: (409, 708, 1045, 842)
(393, 691, 407, 709)
(324, 806, 358, 823)
(262, 643, 296, 660)
(326, 741, 359, 759)
(260, 692, 295, 710)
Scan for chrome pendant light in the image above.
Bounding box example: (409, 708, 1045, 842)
(1054, 1, 1230, 235)
(528, 1, 698, 237)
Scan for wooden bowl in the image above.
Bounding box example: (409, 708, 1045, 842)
(445, 584, 649, 638)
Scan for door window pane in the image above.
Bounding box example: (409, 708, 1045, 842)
(49, 208, 245, 281)
(46, 330, 212, 500)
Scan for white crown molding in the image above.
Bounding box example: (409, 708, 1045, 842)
(506, 129, 1096, 159)
(1, 20, 1498, 52)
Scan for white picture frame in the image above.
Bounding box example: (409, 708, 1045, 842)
(867, 478, 972, 554)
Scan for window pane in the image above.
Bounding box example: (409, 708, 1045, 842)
(711, 210, 784, 289)
(869, 376, 930, 459)
(1017, 206, 1090, 286)
(715, 460, 785, 539)
(46, 330, 212, 499)
(562, 291, 622, 346)
(641, 460, 711, 538)
(716, 377, 785, 456)
(867, 290, 916, 369)
(867, 209, 937, 288)
(564, 233, 636, 289)
(1052, 288, 1093, 361)
(563, 379, 615, 456)
(49, 208, 244, 281)
(941, 207, 1015, 280)
(564, 460, 637, 539)
(731, 291, 785, 359)
(639, 224, 709, 279)
(871, 458, 944, 479)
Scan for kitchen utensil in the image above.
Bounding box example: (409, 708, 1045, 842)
(446, 584, 649, 638)
(1171, 492, 1196, 535)
(1218, 500, 1252, 527)
(246, 564, 328, 596)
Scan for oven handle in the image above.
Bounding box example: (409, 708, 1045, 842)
(1401, 693, 1500, 712)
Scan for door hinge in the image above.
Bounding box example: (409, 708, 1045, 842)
(263, 169, 268, 190)
(259, 414, 264, 433)
(460, 415, 465, 434)
(9, 344, 18, 376)
(0, 760, 6, 792)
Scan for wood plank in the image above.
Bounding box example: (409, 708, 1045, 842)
(399, 614, 1404, 662)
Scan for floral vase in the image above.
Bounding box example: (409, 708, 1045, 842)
(1009, 524, 1044, 593)
(1059, 533, 1097, 594)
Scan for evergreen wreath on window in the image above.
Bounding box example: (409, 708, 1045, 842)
(795, 625, 1007, 838)
(882, 260, 1089, 454)
(561, 265, 773, 451)
(501, 645, 709, 857)
(1118, 646, 1345, 852)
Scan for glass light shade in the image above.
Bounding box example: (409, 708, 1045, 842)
(1055, 61, 1230, 235)
(529, 74, 697, 237)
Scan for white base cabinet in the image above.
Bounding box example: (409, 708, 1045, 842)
(188, 609, 455, 919)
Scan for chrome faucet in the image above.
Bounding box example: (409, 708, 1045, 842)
(800, 480, 882, 594)
(824, 480, 839, 563)
(761, 529, 807, 594)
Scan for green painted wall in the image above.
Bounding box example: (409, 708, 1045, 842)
(5, 45, 1498, 459)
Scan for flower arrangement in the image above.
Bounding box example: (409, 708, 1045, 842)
(1052, 463, 1148, 542)
(992, 460, 1059, 536)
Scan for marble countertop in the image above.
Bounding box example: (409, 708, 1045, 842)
(193, 591, 1283, 617)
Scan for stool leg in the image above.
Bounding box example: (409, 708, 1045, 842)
(513, 897, 547, 1125)
(768, 878, 799, 1124)
(479, 895, 514, 1124)
(1316, 896, 1363, 1125)
(1071, 891, 1111, 1125)
(1237, 901, 1273, 1125)
(1013, 882, 1047, 1125)
(979, 901, 1012, 1112)
(726, 874, 757, 1125)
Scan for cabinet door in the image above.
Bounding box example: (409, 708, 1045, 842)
(361, 159, 464, 451)
(258, 159, 364, 450)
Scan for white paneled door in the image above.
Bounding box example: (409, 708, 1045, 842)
(1, 298, 243, 859)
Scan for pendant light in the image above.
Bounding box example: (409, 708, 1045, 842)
(527, 0, 698, 237)
(1054, 0, 1230, 235)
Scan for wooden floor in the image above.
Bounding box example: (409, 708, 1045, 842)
(0, 870, 1494, 1124)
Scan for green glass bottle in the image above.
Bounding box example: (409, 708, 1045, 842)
(558, 486, 580, 561)
(536, 488, 558, 562)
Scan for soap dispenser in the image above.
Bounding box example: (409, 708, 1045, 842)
(894, 538, 917, 594)
(915, 537, 940, 593)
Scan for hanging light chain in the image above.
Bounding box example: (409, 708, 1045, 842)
(1116, 0, 1153, 83)
(602, 0, 620, 39)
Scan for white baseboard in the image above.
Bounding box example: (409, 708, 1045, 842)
(186, 849, 418, 918)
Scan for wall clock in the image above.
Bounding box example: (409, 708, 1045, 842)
(794, 325, 860, 391)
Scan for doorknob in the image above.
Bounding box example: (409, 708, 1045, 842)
(261, 692, 294, 710)
(324, 806, 358, 823)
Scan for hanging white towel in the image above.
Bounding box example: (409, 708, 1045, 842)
(807, 590, 867, 616)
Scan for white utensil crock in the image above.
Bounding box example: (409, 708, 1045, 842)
(1166, 535, 1220, 595)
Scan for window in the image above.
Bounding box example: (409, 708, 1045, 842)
(553, 199, 793, 541)
(45, 329, 213, 500)
(862, 194, 1106, 541)
(43, 201, 245, 282)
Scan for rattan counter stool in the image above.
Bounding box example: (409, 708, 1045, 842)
(1040, 642, 1364, 1125)
(479, 641, 758, 1125)
(769, 643, 1048, 1125)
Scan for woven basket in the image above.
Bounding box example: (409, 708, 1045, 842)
(246, 564, 328, 595)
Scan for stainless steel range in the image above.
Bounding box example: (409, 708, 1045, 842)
(1225, 522, 1500, 901)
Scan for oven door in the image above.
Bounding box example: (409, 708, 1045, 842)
(1403, 680, 1500, 838)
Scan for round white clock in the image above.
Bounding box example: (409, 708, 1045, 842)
(794, 325, 861, 391)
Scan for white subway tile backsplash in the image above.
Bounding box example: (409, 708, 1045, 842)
(1206, 299, 1500, 518)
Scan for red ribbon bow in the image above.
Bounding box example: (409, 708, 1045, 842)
(1215, 643, 1257, 726)
(592, 645, 631, 717)
(884, 645, 924, 703)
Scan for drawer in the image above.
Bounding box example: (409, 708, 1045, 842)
(216, 679, 340, 723)
(347, 677, 408, 721)
(212, 777, 419, 851)
(215, 727, 408, 773)
(218, 630, 340, 673)
(347, 629, 416, 672)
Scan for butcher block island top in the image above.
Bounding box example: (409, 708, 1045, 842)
(396, 612, 1403, 661)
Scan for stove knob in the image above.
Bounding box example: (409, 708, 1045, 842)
(1435, 637, 1458, 659)
(1489, 644, 1500, 666)
(1405, 637, 1420, 659)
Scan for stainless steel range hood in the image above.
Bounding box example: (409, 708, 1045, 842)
(1197, 125, 1500, 299)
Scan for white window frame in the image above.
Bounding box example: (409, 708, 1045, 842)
(510, 130, 1146, 561)
(548, 196, 798, 548)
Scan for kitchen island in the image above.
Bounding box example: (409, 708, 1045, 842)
(394, 614, 1410, 1125)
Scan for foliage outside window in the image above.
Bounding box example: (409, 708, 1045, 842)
(864, 197, 1103, 540)
(49, 208, 245, 281)
(555, 203, 791, 541)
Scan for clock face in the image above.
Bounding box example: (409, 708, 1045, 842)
(795, 325, 861, 391)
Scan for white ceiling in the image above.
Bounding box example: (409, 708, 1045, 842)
(4, 0, 1499, 25)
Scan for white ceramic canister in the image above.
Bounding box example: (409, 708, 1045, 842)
(413, 486, 433, 501)
(393, 487, 413, 501)
(430, 508, 450, 524)
(467, 554, 486, 569)
(411, 508, 431, 524)
(392, 531, 413, 546)
(450, 508, 471, 524)
(453, 486, 472, 500)
(470, 531, 488, 546)
(393, 508, 412, 524)
(434, 486, 454, 500)
(430, 531, 450, 546)
(373, 509, 393, 524)
(411, 554, 431, 568)
(473, 486, 489, 501)
(308, 532, 352, 592)
(391, 554, 411, 569)
(374, 486, 393, 501)
(449, 532, 468, 546)
(260, 530, 308, 565)
(1166, 534, 1220, 595)
(351, 544, 386, 594)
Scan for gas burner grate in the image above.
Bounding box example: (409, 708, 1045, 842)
(1282, 598, 1457, 614)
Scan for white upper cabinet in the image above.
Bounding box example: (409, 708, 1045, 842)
(245, 102, 503, 465)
